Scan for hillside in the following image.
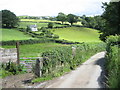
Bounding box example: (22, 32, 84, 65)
(52, 27, 101, 42)
(1, 28, 33, 41)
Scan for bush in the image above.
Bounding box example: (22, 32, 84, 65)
(106, 35, 120, 46)
(26, 26, 31, 32)
(1, 61, 25, 76)
(53, 34, 59, 39)
(54, 39, 80, 44)
(48, 22, 54, 28)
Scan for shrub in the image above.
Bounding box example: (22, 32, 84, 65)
(26, 26, 31, 32)
(48, 22, 54, 28)
(106, 35, 120, 46)
(1, 61, 25, 76)
(54, 39, 80, 44)
(52, 34, 59, 39)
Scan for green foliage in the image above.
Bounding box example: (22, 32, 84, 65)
(100, 2, 120, 41)
(106, 35, 119, 46)
(1, 61, 25, 77)
(81, 15, 105, 30)
(31, 42, 106, 82)
(55, 39, 80, 44)
(48, 22, 54, 28)
(41, 43, 106, 77)
(56, 12, 67, 24)
(1, 38, 55, 46)
(67, 14, 78, 25)
(1, 10, 19, 28)
(105, 35, 120, 88)
(25, 27, 59, 39)
(26, 26, 31, 32)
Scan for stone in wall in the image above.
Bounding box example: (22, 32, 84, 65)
(0, 48, 17, 63)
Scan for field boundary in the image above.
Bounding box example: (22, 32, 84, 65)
(0, 48, 17, 63)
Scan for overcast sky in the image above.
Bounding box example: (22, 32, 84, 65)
(0, 0, 110, 16)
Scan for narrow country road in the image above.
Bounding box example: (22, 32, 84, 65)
(33, 51, 106, 88)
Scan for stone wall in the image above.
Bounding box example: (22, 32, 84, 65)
(0, 48, 17, 63)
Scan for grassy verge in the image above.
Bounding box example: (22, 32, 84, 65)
(32, 66, 71, 83)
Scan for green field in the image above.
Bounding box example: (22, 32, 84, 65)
(20, 19, 61, 23)
(1, 28, 33, 41)
(20, 19, 82, 25)
(51, 27, 101, 42)
(19, 19, 82, 28)
(19, 22, 67, 28)
(3, 43, 68, 57)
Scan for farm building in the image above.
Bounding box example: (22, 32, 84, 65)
(29, 24, 38, 31)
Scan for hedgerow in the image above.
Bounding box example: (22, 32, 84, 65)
(41, 42, 106, 77)
(105, 35, 120, 88)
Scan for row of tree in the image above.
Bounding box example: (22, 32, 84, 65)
(81, 15, 105, 30)
(56, 12, 78, 25)
(1, 10, 79, 28)
(1, 9, 104, 30)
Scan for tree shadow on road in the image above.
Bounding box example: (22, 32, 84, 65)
(94, 57, 107, 88)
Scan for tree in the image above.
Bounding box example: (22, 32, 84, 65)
(100, 2, 120, 41)
(67, 14, 78, 25)
(1, 10, 19, 28)
(49, 16, 57, 21)
(94, 16, 105, 30)
(56, 12, 67, 24)
(81, 15, 105, 30)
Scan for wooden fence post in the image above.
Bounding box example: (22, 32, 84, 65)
(16, 42, 20, 65)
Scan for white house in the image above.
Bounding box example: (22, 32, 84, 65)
(29, 24, 38, 31)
